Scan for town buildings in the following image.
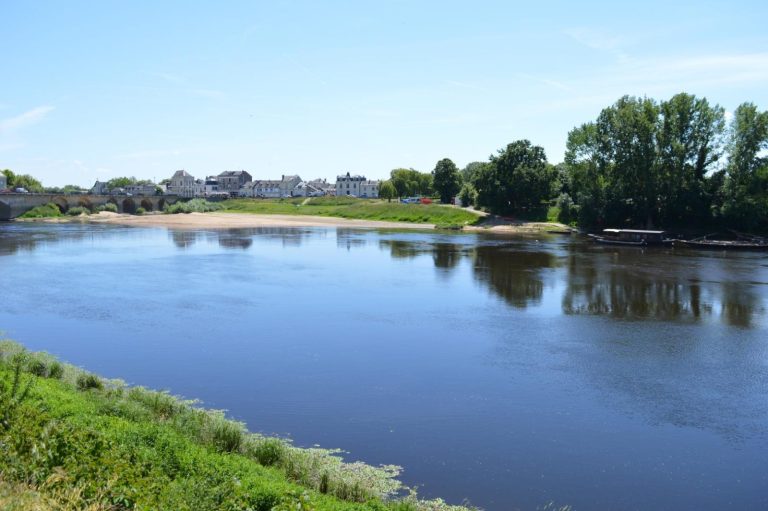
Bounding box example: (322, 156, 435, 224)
(1, 174, 8, 190)
(217, 171, 252, 194)
(167, 170, 197, 198)
(336, 172, 380, 198)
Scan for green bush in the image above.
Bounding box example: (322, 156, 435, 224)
(165, 199, 223, 214)
(76, 373, 103, 391)
(102, 202, 119, 213)
(19, 203, 62, 219)
(48, 362, 64, 379)
(66, 206, 90, 216)
(135, 207, 146, 215)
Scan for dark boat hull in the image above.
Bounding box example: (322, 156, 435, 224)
(672, 240, 768, 251)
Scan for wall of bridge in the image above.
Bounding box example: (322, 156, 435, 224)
(0, 194, 180, 220)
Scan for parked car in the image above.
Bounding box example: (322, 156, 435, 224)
(14, 187, 29, 193)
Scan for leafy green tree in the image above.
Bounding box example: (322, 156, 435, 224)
(474, 140, 556, 216)
(106, 176, 152, 189)
(457, 183, 477, 207)
(433, 158, 461, 203)
(378, 180, 397, 202)
(2, 169, 44, 192)
(721, 102, 768, 228)
(656, 93, 725, 225)
(389, 168, 432, 198)
(461, 162, 484, 183)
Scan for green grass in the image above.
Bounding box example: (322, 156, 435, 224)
(221, 197, 483, 226)
(18, 203, 62, 219)
(0, 340, 473, 511)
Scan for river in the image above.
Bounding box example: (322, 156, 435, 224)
(1, 223, 766, 510)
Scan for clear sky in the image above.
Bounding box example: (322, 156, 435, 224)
(2, 1, 767, 187)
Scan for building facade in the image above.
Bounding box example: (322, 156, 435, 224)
(90, 181, 108, 195)
(167, 170, 197, 198)
(218, 171, 253, 194)
(336, 173, 379, 198)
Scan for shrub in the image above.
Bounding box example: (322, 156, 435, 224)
(66, 206, 90, 216)
(246, 436, 287, 467)
(457, 184, 477, 207)
(135, 207, 146, 215)
(165, 199, 223, 214)
(102, 202, 118, 213)
(27, 359, 48, 377)
(76, 373, 103, 391)
(48, 362, 64, 379)
(19, 203, 62, 219)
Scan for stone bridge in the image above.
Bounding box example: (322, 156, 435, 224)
(0, 193, 180, 220)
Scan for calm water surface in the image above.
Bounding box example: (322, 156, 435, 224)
(1, 223, 767, 511)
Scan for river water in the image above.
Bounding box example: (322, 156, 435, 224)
(1, 223, 766, 510)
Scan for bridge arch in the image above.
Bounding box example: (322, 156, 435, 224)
(158, 198, 166, 211)
(52, 197, 69, 213)
(77, 197, 93, 212)
(107, 197, 119, 211)
(0, 200, 10, 220)
(140, 199, 153, 212)
(122, 198, 137, 214)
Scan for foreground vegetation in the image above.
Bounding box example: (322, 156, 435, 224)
(164, 198, 224, 214)
(221, 197, 482, 227)
(0, 340, 473, 511)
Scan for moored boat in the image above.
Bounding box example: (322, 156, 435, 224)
(590, 229, 669, 246)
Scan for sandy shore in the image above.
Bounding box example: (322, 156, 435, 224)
(19, 211, 573, 234)
(87, 212, 437, 230)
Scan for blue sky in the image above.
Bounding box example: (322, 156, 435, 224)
(2, 1, 767, 187)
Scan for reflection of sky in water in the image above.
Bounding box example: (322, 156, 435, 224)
(1, 223, 767, 511)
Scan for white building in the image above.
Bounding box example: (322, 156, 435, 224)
(336, 172, 379, 198)
(0, 174, 6, 190)
(167, 170, 196, 198)
(251, 180, 282, 198)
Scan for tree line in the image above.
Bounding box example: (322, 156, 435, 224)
(377, 92, 768, 232)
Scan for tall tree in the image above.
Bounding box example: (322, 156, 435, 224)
(721, 102, 768, 228)
(433, 158, 461, 203)
(656, 93, 725, 224)
(474, 140, 555, 215)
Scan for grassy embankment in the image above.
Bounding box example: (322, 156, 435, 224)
(0, 340, 472, 511)
(221, 197, 482, 228)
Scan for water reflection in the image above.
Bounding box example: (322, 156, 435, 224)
(170, 230, 200, 248)
(472, 245, 557, 309)
(561, 245, 767, 327)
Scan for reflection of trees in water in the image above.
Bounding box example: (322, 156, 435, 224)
(336, 229, 368, 251)
(170, 230, 200, 248)
(170, 228, 317, 250)
(378, 239, 465, 274)
(216, 229, 254, 250)
(0, 226, 91, 255)
(561, 249, 765, 326)
(472, 246, 556, 309)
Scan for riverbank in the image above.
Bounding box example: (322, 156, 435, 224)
(0, 339, 472, 511)
(15, 210, 573, 234)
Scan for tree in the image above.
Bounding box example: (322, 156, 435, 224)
(389, 168, 433, 198)
(2, 169, 44, 193)
(721, 102, 768, 228)
(379, 180, 397, 202)
(656, 93, 725, 225)
(461, 162, 484, 183)
(433, 158, 461, 203)
(474, 140, 556, 216)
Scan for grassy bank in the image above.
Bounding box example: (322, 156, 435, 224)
(0, 340, 472, 511)
(221, 198, 482, 227)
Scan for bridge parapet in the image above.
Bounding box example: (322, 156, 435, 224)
(0, 193, 180, 220)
